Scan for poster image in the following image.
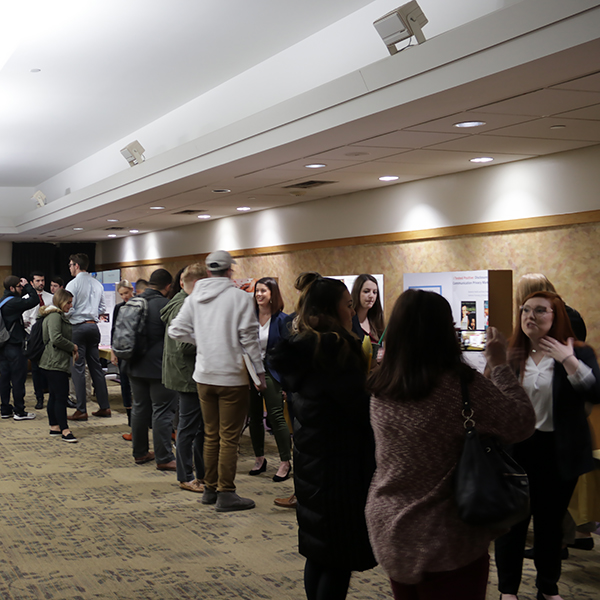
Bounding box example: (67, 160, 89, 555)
(460, 301, 476, 331)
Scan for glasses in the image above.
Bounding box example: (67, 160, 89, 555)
(521, 306, 553, 317)
(68, 263, 75, 267)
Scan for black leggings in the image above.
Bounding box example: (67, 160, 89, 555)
(44, 369, 69, 431)
(304, 558, 352, 600)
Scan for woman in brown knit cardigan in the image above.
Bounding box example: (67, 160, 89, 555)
(366, 289, 535, 600)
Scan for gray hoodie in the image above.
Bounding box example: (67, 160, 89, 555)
(167, 277, 264, 386)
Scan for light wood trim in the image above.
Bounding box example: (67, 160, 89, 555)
(99, 209, 600, 270)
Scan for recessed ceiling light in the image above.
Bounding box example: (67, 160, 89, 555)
(73, 227, 83, 231)
(550, 124, 566, 130)
(30, 68, 41, 73)
(150, 206, 165, 210)
(107, 234, 117, 238)
(379, 175, 399, 182)
(454, 120, 486, 128)
(198, 214, 211, 219)
(305, 163, 326, 169)
(212, 189, 230, 193)
(237, 206, 251, 212)
(107, 219, 119, 222)
(129, 229, 139, 234)
(470, 157, 494, 163)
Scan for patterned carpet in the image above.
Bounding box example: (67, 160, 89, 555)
(1, 379, 599, 599)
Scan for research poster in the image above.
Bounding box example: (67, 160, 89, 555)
(93, 269, 120, 347)
(404, 270, 489, 370)
(329, 274, 385, 310)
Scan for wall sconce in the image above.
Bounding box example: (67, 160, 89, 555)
(373, 1, 428, 55)
(32, 190, 46, 207)
(120, 140, 146, 167)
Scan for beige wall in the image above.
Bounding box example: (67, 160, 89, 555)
(119, 219, 600, 350)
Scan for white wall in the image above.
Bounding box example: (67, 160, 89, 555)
(100, 144, 600, 264)
(33, 0, 521, 204)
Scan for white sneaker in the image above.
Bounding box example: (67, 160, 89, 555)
(14, 412, 36, 421)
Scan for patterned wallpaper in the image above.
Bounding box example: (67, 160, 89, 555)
(119, 221, 600, 350)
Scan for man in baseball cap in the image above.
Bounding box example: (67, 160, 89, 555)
(169, 250, 265, 512)
(205, 250, 237, 272)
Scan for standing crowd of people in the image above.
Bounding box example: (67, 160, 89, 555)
(1, 252, 598, 600)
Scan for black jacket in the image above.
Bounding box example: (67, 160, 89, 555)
(270, 330, 377, 572)
(127, 288, 170, 379)
(551, 345, 600, 480)
(1, 284, 39, 345)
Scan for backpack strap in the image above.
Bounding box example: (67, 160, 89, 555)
(0, 296, 15, 310)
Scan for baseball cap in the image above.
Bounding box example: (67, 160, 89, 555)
(205, 250, 236, 272)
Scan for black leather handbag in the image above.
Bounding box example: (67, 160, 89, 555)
(455, 378, 530, 529)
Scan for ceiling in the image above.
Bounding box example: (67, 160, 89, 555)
(2, 0, 600, 243)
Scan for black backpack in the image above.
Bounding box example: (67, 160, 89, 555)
(112, 296, 148, 360)
(24, 316, 45, 362)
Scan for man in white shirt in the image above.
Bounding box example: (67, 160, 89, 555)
(65, 253, 111, 421)
(168, 250, 266, 512)
(22, 271, 54, 409)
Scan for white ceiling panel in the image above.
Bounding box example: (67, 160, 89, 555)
(428, 135, 595, 155)
(475, 89, 600, 117)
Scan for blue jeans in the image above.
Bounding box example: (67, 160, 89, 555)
(129, 376, 177, 464)
(176, 390, 205, 483)
(0, 343, 28, 416)
(71, 322, 109, 412)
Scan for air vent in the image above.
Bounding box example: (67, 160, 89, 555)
(105, 226, 125, 230)
(283, 180, 336, 189)
(174, 209, 207, 215)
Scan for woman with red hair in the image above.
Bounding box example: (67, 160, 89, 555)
(496, 291, 600, 600)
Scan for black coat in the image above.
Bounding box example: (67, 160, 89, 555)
(551, 345, 600, 480)
(1, 284, 39, 345)
(270, 330, 377, 572)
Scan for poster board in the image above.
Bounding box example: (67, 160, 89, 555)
(92, 269, 120, 347)
(328, 274, 384, 309)
(403, 269, 512, 372)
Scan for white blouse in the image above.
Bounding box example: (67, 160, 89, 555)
(522, 354, 595, 431)
(259, 318, 271, 360)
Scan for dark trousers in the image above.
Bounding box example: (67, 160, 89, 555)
(176, 390, 205, 483)
(495, 431, 578, 596)
(44, 369, 69, 431)
(130, 376, 177, 464)
(117, 358, 132, 409)
(31, 359, 48, 402)
(0, 343, 28, 416)
(249, 370, 291, 461)
(390, 553, 489, 600)
(304, 558, 352, 600)
(71, 323, 109, 412)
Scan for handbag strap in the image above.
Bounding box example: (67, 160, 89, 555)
(460, 376, 475, 429)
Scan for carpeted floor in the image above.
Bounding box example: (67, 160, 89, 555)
(1, 379, 599, 599)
